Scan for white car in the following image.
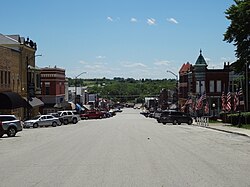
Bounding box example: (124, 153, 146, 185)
(24, 115, 61, 128)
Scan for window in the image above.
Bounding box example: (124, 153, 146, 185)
(216, 80, 221, 92)
(210, 80, 214, 92)
(4, 71, 7, 84)
(0, 71, 3, 84)
(196, 81, 200, 93)
(45, 86, 50, 95)
(45, 82, 50, 95)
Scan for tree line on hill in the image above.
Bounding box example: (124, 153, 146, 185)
(68, 77, 176, 103)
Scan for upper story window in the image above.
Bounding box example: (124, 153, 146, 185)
(216, 80, 221, 92)
(209, 80, 214, 93)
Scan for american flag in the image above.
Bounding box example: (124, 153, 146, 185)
(234, 88, 243, 111)
(233, 93, 238, 111)
(204, 101, 209, 114)
(185, 98, 192, 106)
(226, 92, 231, 111)
(238, 87, 243, 96)
(221, 91, 226, 111)
(195, 92, 206, 111)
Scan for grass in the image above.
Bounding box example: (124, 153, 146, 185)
(238, 124, 250, 129)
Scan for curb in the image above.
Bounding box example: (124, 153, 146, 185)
(206, 126, 250, 137)
(192, 124, 250, 138)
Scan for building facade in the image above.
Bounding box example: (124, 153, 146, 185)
(39, 67, 66, 114)
(0, 34, 42, 120)
(179, 50, 246, 116)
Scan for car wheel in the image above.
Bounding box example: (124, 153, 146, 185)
(72, 118, 77, 124)
(52, 122, 57, 127)
(64, 119, 68, 125)
(163, 122, 166, 125)
(173, 120, 177, 125)
(0, 133, 4, 138)
(178, 122, 181, 125)
(33, 123, 38, 128)
(7, 127, 17, 137)
(188, 119, 192, 125)
(99, 116, 102, 119)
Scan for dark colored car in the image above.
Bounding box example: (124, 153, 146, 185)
(157, 111, 193, 125)
(0, 115, 23, 137)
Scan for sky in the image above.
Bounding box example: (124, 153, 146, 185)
(0, 0, 237, 79)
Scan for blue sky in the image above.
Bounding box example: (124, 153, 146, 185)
(1, 0, 236, 79)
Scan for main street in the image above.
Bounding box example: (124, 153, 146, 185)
(0, 108, 250, 187)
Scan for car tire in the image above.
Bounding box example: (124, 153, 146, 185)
(72, 118, 77, 124)
(52, 122, 57, 127)
(173, 120, 177, 125)
(33, 123, 38, 128)
(178, 122, 181, 125)
(188, 119, 192, 125)
(64, 119, 68, 125)
(0, 133, 4, 138)
(7, 127, 17, 137)
(99, 116, 102, 119)
(163, 122, 166, 125)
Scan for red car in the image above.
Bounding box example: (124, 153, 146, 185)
(80, 110, 104, 120)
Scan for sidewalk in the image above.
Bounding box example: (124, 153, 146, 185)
(193, 121, 250, 137)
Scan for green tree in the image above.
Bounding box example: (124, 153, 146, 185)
(224, 0, 250, 71)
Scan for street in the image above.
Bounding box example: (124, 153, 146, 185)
(0, 108, 250, 187)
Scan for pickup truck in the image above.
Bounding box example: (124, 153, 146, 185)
(56, 111, 81, 125)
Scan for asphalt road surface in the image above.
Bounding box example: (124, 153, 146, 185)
(0, 108, 250, 187)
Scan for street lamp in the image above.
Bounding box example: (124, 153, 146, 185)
(212, 103, 216, 118)
(26, 54, 42, 120)
(74, 72, 87, 104)
(166, 70, 178, 109)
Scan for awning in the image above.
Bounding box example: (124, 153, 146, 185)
(0, 92, 26, 109)
(28, 97, 44, 108)
(54, 101, 71, 109)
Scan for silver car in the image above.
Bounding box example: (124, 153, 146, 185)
(0, 115, 23, 137)
(24, 115, 61, 128)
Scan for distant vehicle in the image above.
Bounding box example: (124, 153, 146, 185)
(158, 111, 193, 125)
(0, 115, 23, 137)
(57, 110, 81, 125)
(80, 110, 104, 120)
(23, 115, 61, 128)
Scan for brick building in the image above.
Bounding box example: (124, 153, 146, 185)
(39, 67, 66, 114)
(179, 50, 247, 116)
(0, 34, 43, 120)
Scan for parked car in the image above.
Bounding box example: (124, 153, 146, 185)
(158, 111, 193, 125)
(80, 110, 104, 120)
(0, 115, 23, 137)
(23, 115, 61, 128)
(57, 110, 81, 124)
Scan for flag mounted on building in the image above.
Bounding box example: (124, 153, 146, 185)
(195, 92, 206, 111)
(221, 91, 226, 111)
(226, 91, 231, 111)
(204, 101, 209, 114)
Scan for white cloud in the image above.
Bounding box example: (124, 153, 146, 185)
(107, 16, 113, 22)
(79, 60, 87, 64)
(130, 18, 137, 23)
(154, 60, 170, 66)
(147, 18, 156, 25)
(96, 56, 106, 59)
(123, 62, 147, 68)
(167, 18, 178, 24)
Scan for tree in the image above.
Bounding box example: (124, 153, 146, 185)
(224, 0, 250, 71)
